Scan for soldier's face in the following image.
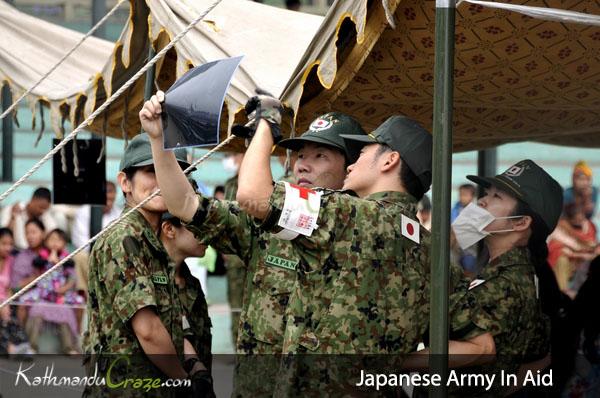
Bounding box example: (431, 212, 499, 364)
(121, 166, 167, 213)
(174, 226, 206, 258)
(343, 144, 380, 197)
(293, 143, 347, 189)
(477, 185, 518, 232)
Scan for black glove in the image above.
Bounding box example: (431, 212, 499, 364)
(232, 89, 283, 144)
(190, 369, 216, 398)
(177, 358, 216, 398)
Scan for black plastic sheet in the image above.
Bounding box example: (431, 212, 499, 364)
(162, 56, 243, 150)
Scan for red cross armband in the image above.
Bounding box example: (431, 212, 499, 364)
(272, 182, 322, 240)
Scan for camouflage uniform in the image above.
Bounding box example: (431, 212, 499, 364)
(186, 193, 298, 397)
(448, 247, 550, 396)
(185, 195, 297, 355)
(83, 208, 185, 396)
(178, 262, 212, 371)
(222, 175, 249, 345)
(260, 183, 430, 396)
(264, 184, 430, 354)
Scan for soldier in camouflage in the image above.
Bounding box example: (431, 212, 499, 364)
(237, 109, 433, 354)
(221, 161, 247, 346)
(83, 134, 212, 397)
(235, 94, 433, 393)
(140, 91, 366, 395)
(442, 159, 563, 396)
(160, 211, 212, 373)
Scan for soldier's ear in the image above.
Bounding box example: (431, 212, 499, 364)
(117, 171, 132, 195)
(160, 221, 176, 239)
(380, 151, 401, 172)
(513, 215, 532, 232)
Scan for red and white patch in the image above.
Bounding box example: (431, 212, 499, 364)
(277, 182, 322, 238)
(310, 118, 332, 132)
(401, 214, 420, 244)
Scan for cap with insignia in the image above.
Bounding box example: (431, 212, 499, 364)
(341, 115, 433, 190)
(119, 133, 192, 171)
(278, 112, 366, 163)
(467, 159, 563, 232)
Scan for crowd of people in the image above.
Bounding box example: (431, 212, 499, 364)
(0, 90, 598, 397)
(0, 183, 121, 355)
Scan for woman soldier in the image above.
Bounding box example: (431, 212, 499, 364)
(446, 159, 564, 396)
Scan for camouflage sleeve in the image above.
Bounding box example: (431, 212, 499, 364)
(184, 194, 254, 261)
(449, 277, 515, 341)
(449, 261, 466, 293)
(109, 237, 158, 324)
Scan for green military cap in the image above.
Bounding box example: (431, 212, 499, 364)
(341, 115, 433, 190)
(278, 112, 366, 163)
(119, 132, 192, 171)
(467, 159, 563, 232)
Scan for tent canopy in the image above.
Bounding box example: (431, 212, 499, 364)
(1, 0, 600, 152)
(282, 0, 600, 151)
(0, 0, 323, 147)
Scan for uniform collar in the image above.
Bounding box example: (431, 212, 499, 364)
(364, 191, 417, 204)
(123, 207, 167, 255)
(487, 246, 531, 271)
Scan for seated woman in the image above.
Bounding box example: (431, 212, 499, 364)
(0, 228, 33, 355)
(20, 229, 83, 354)
(10, 218, 46, 327)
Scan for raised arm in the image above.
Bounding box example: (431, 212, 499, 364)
(236, 119, 275, 220)
(139, 91, 199, 222)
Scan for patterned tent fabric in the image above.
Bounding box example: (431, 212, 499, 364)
(2, 0, 600, 151)
(282, 0, 600, 151)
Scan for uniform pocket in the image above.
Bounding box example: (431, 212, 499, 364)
(241, 263, 295, 346)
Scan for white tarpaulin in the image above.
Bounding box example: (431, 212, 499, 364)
(0, 0, 323, 143)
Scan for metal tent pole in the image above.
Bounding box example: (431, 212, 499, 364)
(430, 0, 456, 396)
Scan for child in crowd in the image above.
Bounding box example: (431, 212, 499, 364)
(21, 229, 83, 354)
(0, 228, 34, 355)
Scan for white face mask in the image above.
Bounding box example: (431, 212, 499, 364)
(222, 156, 239, 174)
(451, 202, 524, 250)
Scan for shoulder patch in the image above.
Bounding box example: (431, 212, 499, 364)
(122, 236, 141, 256)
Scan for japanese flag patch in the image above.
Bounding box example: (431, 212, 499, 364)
(401, 214, 420, 244)
(277, 182, 322, 237)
